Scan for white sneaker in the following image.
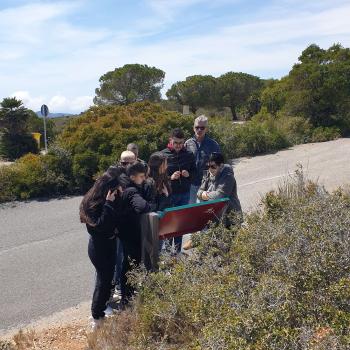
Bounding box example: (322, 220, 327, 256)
(89, 316, 105, 331)
(104, 305, 115, 317)
(113, 289, 122, 301)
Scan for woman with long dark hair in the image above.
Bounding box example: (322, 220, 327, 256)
(79, 166, 124, 330)
(147, 152, 171, 211)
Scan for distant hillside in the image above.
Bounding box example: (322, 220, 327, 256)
(35, 112, 75, 118)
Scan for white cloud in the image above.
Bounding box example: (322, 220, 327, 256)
(11, 91, 93, 113)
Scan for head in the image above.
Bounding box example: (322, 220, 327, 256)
(148, 152, 167, 177)
(127, 162, 147, 185)
(126, 143, 139, 158)
(170, 128, 185, 153)
(79, 166, 124, 226)
(120, 150, 136, 168)
(208, 152, 224, 176)
(194, 115, 208, 140)
(148, 152, 169, 194)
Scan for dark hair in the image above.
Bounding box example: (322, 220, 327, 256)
(209, 152, 224, 165)
(148, 152, 170, 194)
(171, 128, 185, 139)
(79, 166, 124, 226)
(127, 162, 147, 177)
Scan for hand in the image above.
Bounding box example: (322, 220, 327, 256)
(201, 191, 209, 201)
(181, 170, 189, 178)
(171, 171, 181, 180)
(106, 189, 118, 202)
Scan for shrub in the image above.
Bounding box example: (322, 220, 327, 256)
(0, 133, 38, 160)
(311, 126, 341, 143)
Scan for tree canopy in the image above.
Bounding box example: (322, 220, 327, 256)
(94, 64, 165, 105)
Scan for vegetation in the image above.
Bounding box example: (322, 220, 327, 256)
(94, 64, 165, 105)
(86, 173, 350, 350)
(0, 98, 38, 160)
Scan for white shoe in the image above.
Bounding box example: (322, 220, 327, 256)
(104, 305, 115, 317)
(113, 289, 122, 301)
(89, 316, 104, 331)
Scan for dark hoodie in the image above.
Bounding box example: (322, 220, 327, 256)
(162, 145, 196, 194)
(117, 174, 151, 242)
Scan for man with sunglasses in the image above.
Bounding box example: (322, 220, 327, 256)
(185, 115, 221, 204)
(162, 128, 196, 252)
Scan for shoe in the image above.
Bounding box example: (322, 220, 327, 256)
(104, 305, 116, 317)
(89, 316, 105, 331)
(183, 239, 193, 250)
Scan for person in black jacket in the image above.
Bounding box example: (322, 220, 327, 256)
(79, 166, 124, 329)
(117, 162, 152, 304)
(162, 128, 196, 252)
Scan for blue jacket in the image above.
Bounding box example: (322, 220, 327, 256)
(185, 135, 221, 186)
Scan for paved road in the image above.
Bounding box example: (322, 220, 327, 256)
(0, 138, 349, 333)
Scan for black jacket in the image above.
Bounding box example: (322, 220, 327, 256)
(146, 178, 172, 212)
(117, 179, 151, 242)
(162, 147, 196, 194)
(86, 200, 120, 240)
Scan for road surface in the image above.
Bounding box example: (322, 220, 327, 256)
(1, 138, 349, 334)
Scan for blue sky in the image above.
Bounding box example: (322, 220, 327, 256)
(1, 0, 350, 113)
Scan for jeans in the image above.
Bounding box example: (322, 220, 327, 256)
(113, 238, 124, 289)
(189, 185, 200, 204)
(169, 192, 190, 253)
(88, 237, 116, 319)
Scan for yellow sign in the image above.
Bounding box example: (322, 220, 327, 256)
(31, 132, 41, 148)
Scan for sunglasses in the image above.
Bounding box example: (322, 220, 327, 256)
(195, 126, 206, 130)
(120, 161, 133, 166)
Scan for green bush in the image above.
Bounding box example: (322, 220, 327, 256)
(311, 126, 341, 143)
(90, 174, 350, 350)
(0, 133, 38, 160)
(0, 148, 75, 202)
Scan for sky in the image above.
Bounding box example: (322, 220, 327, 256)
(1, 0, 350, 114)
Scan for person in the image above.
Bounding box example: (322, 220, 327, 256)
(185, 115, 221, 204)
(126, 143, 148, 171)
(117, 162, 152, 305)
(183, 152, 242, 250)
(147, 152, 171, 212)
(79, 166, 124, 330)
(197, 152, 242, 224)
(119, 150, 137, 167)
(162, 128, 196, 252)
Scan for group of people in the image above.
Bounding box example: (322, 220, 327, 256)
(79, 115, 242, 329)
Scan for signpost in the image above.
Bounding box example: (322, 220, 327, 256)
(40, 104, 49, 153)
(141, 198, 230, 270)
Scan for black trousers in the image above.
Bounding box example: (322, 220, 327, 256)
(88, 237, 116, 319)
(120, 237, 142, 302)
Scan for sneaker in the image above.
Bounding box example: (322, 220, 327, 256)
(89, 316, 105, 331)
(104, 305, 116, 317)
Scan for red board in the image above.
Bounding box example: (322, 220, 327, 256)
(158, 198, 229, 239)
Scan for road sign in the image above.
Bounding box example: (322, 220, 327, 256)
(40, 104, 49, 117)
(40, 104, 49, 152)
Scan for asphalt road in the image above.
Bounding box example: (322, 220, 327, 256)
(0, 138, 349, 333)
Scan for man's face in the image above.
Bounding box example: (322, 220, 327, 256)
(194, 121, 207, 138)
(120, 155, 136, 168)
(130, 173, 146, 185)
(129, 147, 138, 158)
(171, 137, 185, 153)
(208, 161, 220, 176)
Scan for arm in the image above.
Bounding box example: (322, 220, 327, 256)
(128, 189, 151, 214)
(197, 172, 209, 200)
